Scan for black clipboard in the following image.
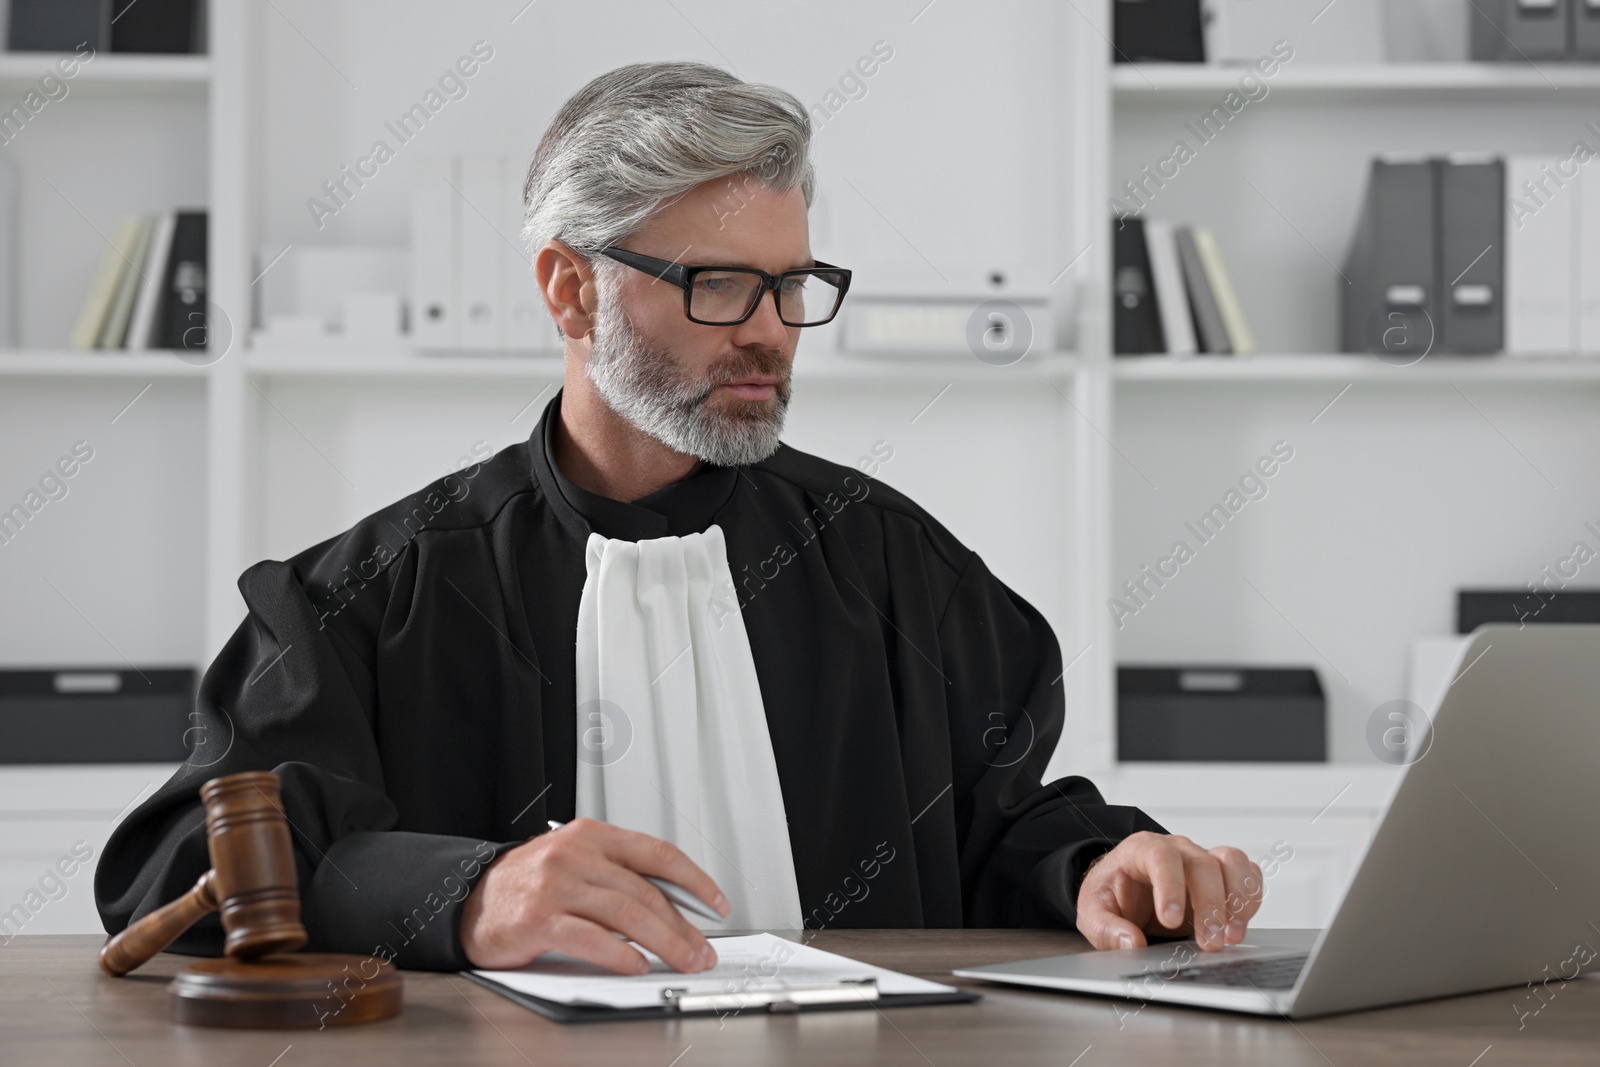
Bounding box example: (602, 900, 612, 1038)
(458, 969, 980, 1023)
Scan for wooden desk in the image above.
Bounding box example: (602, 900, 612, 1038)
(6, 930, 1598, 1065)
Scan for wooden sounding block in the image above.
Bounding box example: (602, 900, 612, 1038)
(171, 953, 403, 1029)
(98, 769, 403, 1028)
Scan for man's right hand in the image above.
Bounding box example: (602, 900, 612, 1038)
(458, 817, 730, 974)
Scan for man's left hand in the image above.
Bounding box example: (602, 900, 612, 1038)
(1074, 831, 1264, 952)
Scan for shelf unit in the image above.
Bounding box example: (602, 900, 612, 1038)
(0, 29, 219, 937)
(1112, 354, 1600, 382)
(0, 51, 208, 95)
(1111, 60, 1600, 95)
(1067, 5, 1600, 920)
(242, 347, 1082, 382)
(0, 350, 209, 377)
(7, 1, 1592, 930)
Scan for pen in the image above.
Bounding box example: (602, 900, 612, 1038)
(544, 819, 725, 922)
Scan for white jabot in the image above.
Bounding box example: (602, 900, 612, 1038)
(573, 522, 803, 931)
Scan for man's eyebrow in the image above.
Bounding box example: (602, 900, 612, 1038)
(702, 256, 818, 271)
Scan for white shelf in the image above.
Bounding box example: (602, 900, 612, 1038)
(0, 350, 209, 377)
(799, 351, 1080, 381)
(240, 348, 1600, 385)
(1095, 763, 1400, 814)
(243, 347, 1082, 382)
(246, 348, 564, 378)
(0, 52, 208, 97)
(1113, 353, 1600, 383)
(1113, 61, 1600, 99)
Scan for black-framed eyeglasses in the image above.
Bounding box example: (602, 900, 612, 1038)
(599, 246, 852, 327)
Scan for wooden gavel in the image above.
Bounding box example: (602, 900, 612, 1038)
(100, 770, 307, 976)
(99, 769, 402, 1029)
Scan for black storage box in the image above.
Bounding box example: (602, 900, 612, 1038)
(1458, 588, 1600, 633)
(0, 667, 196, 764)
(1117, 666, 1326, 762)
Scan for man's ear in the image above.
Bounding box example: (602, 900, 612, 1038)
(535, 239, 600, 341)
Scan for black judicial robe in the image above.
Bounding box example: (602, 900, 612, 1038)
(95, 387, 1165, 970)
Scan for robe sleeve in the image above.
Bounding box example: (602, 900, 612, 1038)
(938, 550, 1168, 928)
(94, 545, 521, 971)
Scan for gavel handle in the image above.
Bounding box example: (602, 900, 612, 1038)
(99, 869, 219, 977)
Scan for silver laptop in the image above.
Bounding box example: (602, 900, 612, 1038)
(954, 623, 1600, 1018)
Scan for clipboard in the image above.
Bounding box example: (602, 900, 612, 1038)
(459, 969, 980, 1023)
(458, 932, 981, 1023)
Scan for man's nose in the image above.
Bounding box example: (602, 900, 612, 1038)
(729, 291, 791, 350)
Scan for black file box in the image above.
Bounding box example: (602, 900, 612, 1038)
(1470, 0, 1571, 61)
(1458, 589, 1600, 633)
(1117, 666, 1326, 762)
(0, 667, 196, 764)
(1112, 0, 1205, 63)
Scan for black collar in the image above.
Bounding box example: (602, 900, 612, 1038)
(526, 387, 741, 542)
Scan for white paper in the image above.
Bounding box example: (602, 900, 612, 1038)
(467, 932, 957, 1010)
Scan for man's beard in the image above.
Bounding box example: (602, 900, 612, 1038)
(585, 294, 792, 467)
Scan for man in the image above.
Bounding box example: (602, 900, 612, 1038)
(97, 61, 1263, 976)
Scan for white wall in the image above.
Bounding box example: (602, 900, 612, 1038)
(245, 0, 1080, 633)
(254, 0, 1072, 296)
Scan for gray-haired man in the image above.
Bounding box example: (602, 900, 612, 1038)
(99, 62, 1262, 977)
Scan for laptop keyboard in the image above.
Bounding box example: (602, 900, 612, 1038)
(1135, 951, 1310, 990)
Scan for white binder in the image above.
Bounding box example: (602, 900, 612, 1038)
(1145, 219, 1196, 356)
(409, 153, 459, 349)
(500, 154, 552, 351)
(0, 157, 13, 347)
(457, 154, 502, 350)
(1505, 156, 1577, 356)
(127, 213, 177, 350)
(98, 215, 155, 348)
(1579, 164, 1600, 355)
(1204, 0, 1383, 64)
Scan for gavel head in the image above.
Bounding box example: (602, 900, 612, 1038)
(201, 771, 308, 960)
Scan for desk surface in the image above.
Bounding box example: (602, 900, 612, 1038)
(5, 930, 1597, 1065)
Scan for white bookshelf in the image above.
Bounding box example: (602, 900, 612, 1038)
(6, 0, 1589, 930)
(1070, 3, 1600, 921)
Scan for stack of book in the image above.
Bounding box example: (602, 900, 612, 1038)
(69, 211, 206, 351)
(1114, 217, 1254, 357)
